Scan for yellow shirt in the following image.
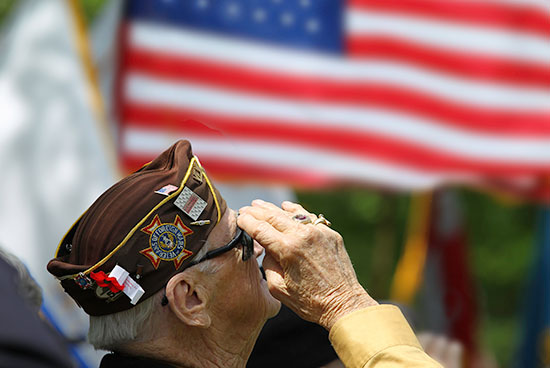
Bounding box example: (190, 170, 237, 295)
(329, 305, 442, 368)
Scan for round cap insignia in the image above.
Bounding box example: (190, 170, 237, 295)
(140, 214, 194, 269)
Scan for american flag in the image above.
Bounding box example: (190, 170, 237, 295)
(116, 0, 550, 200)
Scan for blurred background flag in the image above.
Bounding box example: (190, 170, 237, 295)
(116, 0, 549, 199)
(420, 190, 478, 364)
(516, 206, 550, 368)
(0, 0, 116, 365)
(391, 190, 478, 366)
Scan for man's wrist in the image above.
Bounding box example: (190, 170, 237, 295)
(319, 288, 379, 330)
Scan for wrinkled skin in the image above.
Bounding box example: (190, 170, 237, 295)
(238, 200, 378, 330)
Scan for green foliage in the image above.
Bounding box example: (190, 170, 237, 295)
(482, 317, 521, 367)
(0, 0, 108, 27)
(79, 0, 108, 24)
(0, 0, 16, 25)
(465, 190, 535, 319)
(462, 189, 536, 366)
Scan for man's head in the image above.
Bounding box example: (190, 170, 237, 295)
(47, 140, 279, 352)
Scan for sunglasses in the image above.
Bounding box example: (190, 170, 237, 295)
(188, 227, 254, 266)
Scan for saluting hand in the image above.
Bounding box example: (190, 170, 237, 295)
(238, 200, 377, 330)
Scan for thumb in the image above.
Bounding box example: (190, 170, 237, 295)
(262, 253, 288, 300)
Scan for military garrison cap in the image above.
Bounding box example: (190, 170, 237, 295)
(47, 140, 227, 316)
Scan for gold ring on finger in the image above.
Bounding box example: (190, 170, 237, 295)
(313, 214, 331, 227)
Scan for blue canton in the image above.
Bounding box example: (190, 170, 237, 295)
(126, 0, 344, 53)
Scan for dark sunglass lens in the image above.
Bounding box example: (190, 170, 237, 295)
(241, 231, 253, 261)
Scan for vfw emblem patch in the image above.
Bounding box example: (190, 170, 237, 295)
(140, 215, 194, 269)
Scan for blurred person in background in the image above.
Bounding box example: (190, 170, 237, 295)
(0, 246, 74, 368)
(416, 333, 463, 368)
(47, 140, 441, 368)
(0, 247, 43, 311)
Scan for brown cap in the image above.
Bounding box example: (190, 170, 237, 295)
(47, 140, 227, 316)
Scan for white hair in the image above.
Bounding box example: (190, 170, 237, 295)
(88, 243, 220, 351)
(0, 246, 43, 311)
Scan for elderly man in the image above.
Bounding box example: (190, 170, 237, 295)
(48, 140, 440, 368)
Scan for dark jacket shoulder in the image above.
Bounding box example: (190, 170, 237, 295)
(100, 353, 176, 368)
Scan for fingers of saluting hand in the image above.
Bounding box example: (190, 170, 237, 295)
(238, 199, 315, 261)
(281, 201, 308, 214)
(237, 211, 286, 262)
(240, 200, 299, 233)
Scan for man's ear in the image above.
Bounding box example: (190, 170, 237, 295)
(165, 272, 211, 328)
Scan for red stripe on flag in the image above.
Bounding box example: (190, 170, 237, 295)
(121, 153, 335, 188)
(349, 0, 550, 38)
(347, 36, 550, 89)
(122, 48, 550, 137)
(122, 104, 550, 175)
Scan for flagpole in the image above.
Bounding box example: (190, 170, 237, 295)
(65, 0, 121, 179)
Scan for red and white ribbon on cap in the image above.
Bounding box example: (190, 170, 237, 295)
(109, 265, 145, 305)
